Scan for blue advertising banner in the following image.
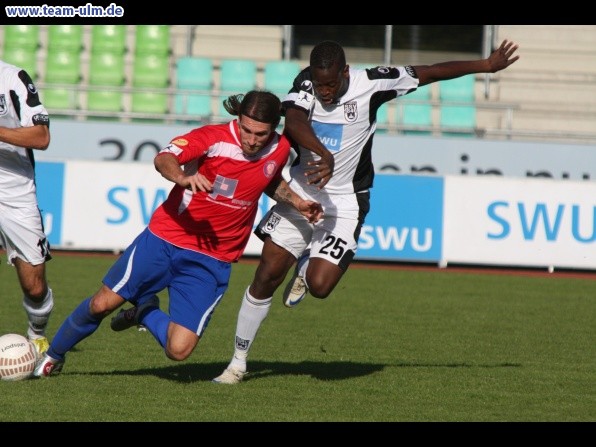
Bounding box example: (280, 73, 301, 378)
(357, 174, 443, 262)
(36, 162, 65, 247)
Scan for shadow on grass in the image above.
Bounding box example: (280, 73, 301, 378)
(75, 360, 521, 383)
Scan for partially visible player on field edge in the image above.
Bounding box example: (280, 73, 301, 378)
(0, 59, 53, 356)
(33, 90, 323, 377)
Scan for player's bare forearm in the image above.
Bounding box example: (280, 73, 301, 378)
(266, 177, 297, 206)
(415, 39, 519, 86)
(154, 153, 212, 193)
(266, 178, 323, 222)
(0, 124, 50, 150)
(284, 107, 334, 188)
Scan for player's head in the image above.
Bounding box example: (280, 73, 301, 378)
(223, 90, 281, 156)
(309, 40, 349, 105)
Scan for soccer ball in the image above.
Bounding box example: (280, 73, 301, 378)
(0, 333, 37, 381)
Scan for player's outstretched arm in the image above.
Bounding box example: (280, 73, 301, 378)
(415, 39, 520, 87)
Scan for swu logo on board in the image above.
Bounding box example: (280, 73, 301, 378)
(488, 201, 596, 243)
(359, 226, 433, 252)
(106, 187, 168, 225)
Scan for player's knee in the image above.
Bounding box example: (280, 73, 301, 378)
(306, 278, 334, 299)
(165, 343, 194, 361)
(166, 335, 198, 361)
(88, 295, 112, 317)
(22, 282, 47, 301)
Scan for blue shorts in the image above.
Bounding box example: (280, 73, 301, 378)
(103, 228, 231, 336)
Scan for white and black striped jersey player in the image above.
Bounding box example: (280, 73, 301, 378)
(214, 39, 520, 383)
(284, 64, 418, 195)
(255, 63, 419, 276)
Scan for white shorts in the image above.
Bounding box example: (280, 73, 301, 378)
(0, 202, 51, 266)
(255, 191, 370, 271)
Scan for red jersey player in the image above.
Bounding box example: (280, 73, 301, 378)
(34, 91, 323, 377)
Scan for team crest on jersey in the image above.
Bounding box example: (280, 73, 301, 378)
(0, 95, 7, 116)
(344, 101, 358, 122)
(263, 160, 277, 178)
(263, 212, 281, 233)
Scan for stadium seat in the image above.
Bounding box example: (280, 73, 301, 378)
(401, 85, 433, 136)
(133, 53, 169, 88)
(174, 95, 212, 118)
(134, 25, 170, 56)
(87, 52, 125, 113)
(42, 87, 78, 111)
(132, 92, 168, 116)
(174, 57, 213, 119)
(91, 25, 127, 55)
(264, 60, 301, 99)
(176, 56, 212, 90)
(47, 25, 84, 53)
(43, 50, 82, 112)
(3, 25, 40, 51)
(439, 75, 477, 137)
(132, 53, 170, 118)
(218, 59, 257, 117)
(45, 50, 81, 84)
(2, 46, 38, 78)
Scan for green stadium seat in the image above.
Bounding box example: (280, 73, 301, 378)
(45, 50, 81, 84)
(87, 52, 125, 113)
(219, 59, 257, 116)
(132, 92, 168, 116)
(2, 46, 38, 78)
(42, 87, 78, 111)
(401, 85, 432, 136)
(91, 25, 127, 55)
(3, 25, 40, 51)
(264, 60, 301, 99)
(47, 25, 83, 53)
(89, 51, 125, 86)
(132, 53, 170, 119)
(134, 25, 170, 56)
(133, 53, 169, 88)
(43, 50, 81, 112)
(439, 75, 476, 137)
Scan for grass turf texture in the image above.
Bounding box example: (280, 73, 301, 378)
(0, 251, 594, 422)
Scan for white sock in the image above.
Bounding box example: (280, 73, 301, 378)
(229, 286, 271, 372)
(23, 288, 54, 339)
(296, 250, 310, 284)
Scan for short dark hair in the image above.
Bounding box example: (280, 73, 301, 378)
(310, 40, 346, 70)
(222, 90, 281, 129)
